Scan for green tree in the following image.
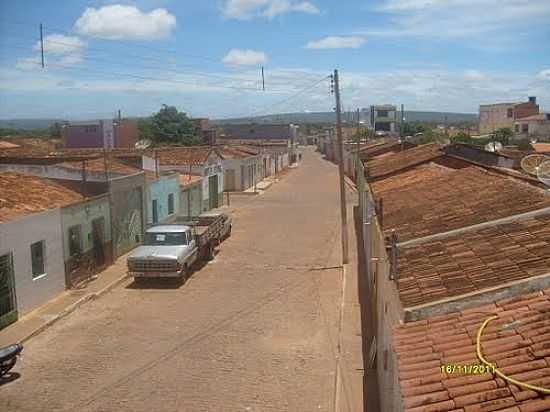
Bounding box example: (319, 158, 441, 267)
(148, 105, 201, 146)
(452, 132, 473, 144)
(494, 127, 513, 146)
(137, 118, 154, 142)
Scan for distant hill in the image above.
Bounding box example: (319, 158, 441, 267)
(213, 111, 478, 125)
(0, 110, 479, 131)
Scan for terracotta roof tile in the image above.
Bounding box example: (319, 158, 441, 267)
(394, 292, 550, 412)
(59, 157, 141, 176)
(366, 143, 444, 179)
(145, 146, 219, 166)
(397, 214, 550, 307)
(373, 165, 550, 242)
(0, 171, 83, 223)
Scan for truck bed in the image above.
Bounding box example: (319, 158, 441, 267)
(175, 214, 230, 247)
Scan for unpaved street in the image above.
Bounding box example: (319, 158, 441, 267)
(1, 148, 350, 412)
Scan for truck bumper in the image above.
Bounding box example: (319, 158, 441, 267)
(130, 271, 182, 278)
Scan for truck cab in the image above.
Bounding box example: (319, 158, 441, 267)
(127, 225, 198, 278)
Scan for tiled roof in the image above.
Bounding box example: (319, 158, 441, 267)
(59, 157, 142, 176)
(0, 140, 20, 148)
(517, 114, 549, 122)
(370, 164, 455, 193)
(366, 143, 444, 179)
(0, 172, 83, 223)
(531, 144, 550, 154)
(397, 213, 550, 307)
(178, 174, 202, 187)
(145, 147, 219, 166)
(372, 166, 550, 242)
(217, 145, 260, 159)
(394, 290, 550, 412)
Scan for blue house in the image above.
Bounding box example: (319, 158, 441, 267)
(145, 173, 180, 226)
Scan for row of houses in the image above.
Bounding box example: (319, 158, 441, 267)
(355, 142, 550, 411)
(0, 142, 295, 330)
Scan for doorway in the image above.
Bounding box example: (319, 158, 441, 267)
(0, 253, 17, 329)
(208, 175, 219, 209)
(92, 217, 106, 267)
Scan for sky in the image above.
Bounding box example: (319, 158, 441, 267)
(0, 0, 549, 120)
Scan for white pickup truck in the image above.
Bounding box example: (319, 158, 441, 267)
(127, 213, 232, 279)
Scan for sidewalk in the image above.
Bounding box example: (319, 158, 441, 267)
(0, 253, 131, 347)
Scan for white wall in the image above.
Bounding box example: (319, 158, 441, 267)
(0, 209, 66, 315)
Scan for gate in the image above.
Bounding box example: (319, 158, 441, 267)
(0, 253, 17, 329)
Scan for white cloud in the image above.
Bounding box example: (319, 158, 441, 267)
(537, 69, 550, 81)
(305, 36, 366, 49)
(33, 34, 86, 56)
(223, 0, 320, 20)
(362, 0, 550, 44)
(15, 56, 42, 70)
(222, 49, 267, 66)
(75, 5, 177, 40)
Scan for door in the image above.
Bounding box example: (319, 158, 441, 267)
(92, 217, 106, 267)
(0, 253, 17, 329)
(152, 199, 158, 224)
(208, 175, 218, 210)
(224, 169, 236, 191)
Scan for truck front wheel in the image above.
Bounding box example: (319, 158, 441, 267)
(207, 242, 215, 261)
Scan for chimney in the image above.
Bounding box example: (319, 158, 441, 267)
(529, 96, 537, 104)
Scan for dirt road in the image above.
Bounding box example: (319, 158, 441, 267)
(1, 148, 352, 412)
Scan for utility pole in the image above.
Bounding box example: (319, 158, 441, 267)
(261, 66, 265, 92)
(39, 23, 45, 68)
(332, 69, 349, 264)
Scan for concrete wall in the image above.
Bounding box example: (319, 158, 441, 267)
(479, 102, 539, 134)
(115, 120, 138, 148)
(222, 156, 263, 191)
(201, 153, 224, 211)
(0, 209, 66, 316)
(60, 195, 112, 286)
(145, 174, 180, 226)
(110, 173, 146, 256)
(0, 163, 124, 183)
(180, 183, 202, 217)
(357, 159, 404, 412)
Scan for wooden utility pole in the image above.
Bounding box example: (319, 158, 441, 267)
(39, 23, 45, 68)
(333, 69, 349, 264)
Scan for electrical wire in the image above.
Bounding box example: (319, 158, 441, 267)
(476, 314, 550, 394)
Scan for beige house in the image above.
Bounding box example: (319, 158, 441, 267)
(514, 113, 550, 139)
(479, 97, 539, 134)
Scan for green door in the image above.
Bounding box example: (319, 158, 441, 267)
(0, 253, 17, 329)
(208, 175, 218, 210)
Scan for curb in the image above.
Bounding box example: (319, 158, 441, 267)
(20, 274, 129, 344)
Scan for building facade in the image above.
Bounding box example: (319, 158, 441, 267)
(145, 173, 180, 226)
(369, 105, 398, 133)
(514, 113, 550, 139)
(479, 96, 540, 134)
(63, 119, 138, 149)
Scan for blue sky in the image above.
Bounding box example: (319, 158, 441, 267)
(0, 0, 549, 119)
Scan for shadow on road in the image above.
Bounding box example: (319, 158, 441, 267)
(354, 205, 380, 412)
(126, 278, 187, 290)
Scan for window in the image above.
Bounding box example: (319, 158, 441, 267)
(84, 125, 98, 133)
(144, 232, 187, 246)
(68, 225, 82, 257)
(515, 124, 520, 132)
(152, 199, 159, 224)
(168, 193, 175, 215)
(507, 108, 513, 118)
(30, 241, 46, 278)
(522, 123, 529, 133)
(377, 110, 388, 117)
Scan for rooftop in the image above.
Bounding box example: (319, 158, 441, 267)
(394, 289, 550, 412)
(145, 146, 219, 166)
(178, 174, 202, 187)
(59, 157, 142, 176)
(373, 164, 550, 242)
(397, 212, 550, 307)
(366, 143, 444, 180)
(0, 172, 84, 223)
(517, 114, 549, 122)
(0, 140, 20, 149)
(217, 145, 260, 159)
(531, 144, 550, 154)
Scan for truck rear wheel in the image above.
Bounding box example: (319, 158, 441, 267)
(207, 242, 215, 261)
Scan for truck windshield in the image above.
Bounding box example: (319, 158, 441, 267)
(144, 232, 188, 246)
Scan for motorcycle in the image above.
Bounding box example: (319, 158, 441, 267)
(0, 344, 23, 378)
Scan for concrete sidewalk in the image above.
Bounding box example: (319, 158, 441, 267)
(0, 253, 131, 347)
